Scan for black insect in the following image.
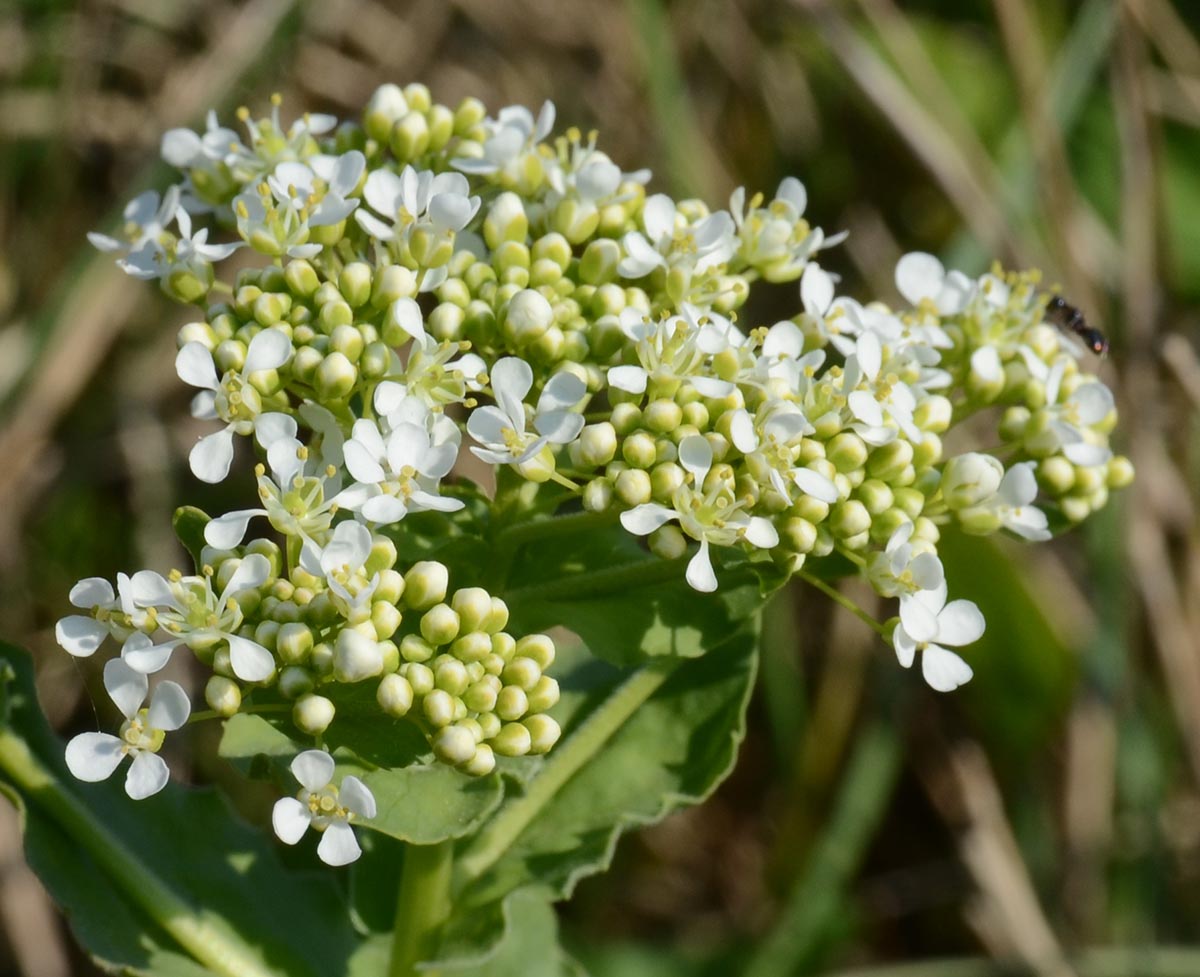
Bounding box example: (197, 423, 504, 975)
(1044, 295, 1108, 356)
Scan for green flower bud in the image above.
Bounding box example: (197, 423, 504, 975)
(484, 598, 510, 634)
(205, 676, 241, 716)
(1074, 465, 1105, 495)
(379, 640, 400, 674)
(827, 432, 868, 473)
(615, 468, 653, 507)
(526, 675, 560, 714)
(278, 666, 315, 700)
(253, 620, 280, 653)
(1059, 495, 1091, 523)
(496, 686, 529, 722)
(436, 659, 471, 696)
(831, 499, 872, 538)
(582, 478, 613, 512)
(645, 525, 685, 560)
(856, 479, 894, 515)
(484, 192, 529, 249)
(316, 351, 357, 400)
(622, 432, 658, 469)
(276, 622, 313, 665)
(294, 694, 335, 735)
(426, 103, 454, 151)
(334, 627, 384, 683)
(371, 602, 402, 641)
(461, 743, 496, 777)
(502, 288, 553, 347)
(491, 722, 532, 757)
(364, 83, 408, 143)
(433, 725, 478, 765)
(579, 239, 621, 285)
(867, 440, 914, 481)
(502, 657, 542, 692)
(377, 673, 414, 718)
(310, 641, 334, 677)
(329, 323, 364, 364)
(291, 345, 323, 384)
(513, 635, 553, 672)
(374, 568, 405, 605)
(641, 399, 681, 434)
(402, 661, 435, 696)
(956, 504, 1004, 535)
(464, 679, 499, 713)
(404, 561, 448, 610)
(420, 603, 461, 646)
(339, 262, 372, 308)
(389, 110, 430, 160)
(941, 453, 1003, 509)
(523, 715, 561, 755)
(444, 590, 488, 636)
(423, 689, 456, 728)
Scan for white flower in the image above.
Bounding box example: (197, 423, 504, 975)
(298, 520, 379, 620)
(729, 178, 842, 281)
(620, 435, 779, 592)
(88, 186, 180, 261)
(234, 188, 321, 259)
(867, 522, 944, 600)
(266, 151, 365, 228)
(895, 252, 975, 315)
(961, 462, 1051, 541)
(355, 166, 479, 245)
(468, 358, 586, 465)
(842, 332, 922, 446)
(452, 101, 556, 176)
(1036, 360, 1114, 467)
(371, 300, 485, 410)
(726, 403, 838, 504)
(892, 583, 983, 692)
(119, 554, 275, 682)
(119, 206, 243, 283)
(340, 412, 463, 525)
(65, 659, 190, 799)
(175, 331, 294, 483)
(272, 750, 376, 867)
(606, 306, 738, 400)
(617, 194, 735, 280)
(56, 577, 123, 658)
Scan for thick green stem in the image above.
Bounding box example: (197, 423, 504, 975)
(455, 658, 679, 886)
(388, 840, 456, 977)
(0, 730, 275, 977)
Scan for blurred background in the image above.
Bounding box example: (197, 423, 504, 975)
(1, 0, 1198, 974)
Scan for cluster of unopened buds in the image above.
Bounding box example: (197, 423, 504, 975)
(58, 83, 1130, 865)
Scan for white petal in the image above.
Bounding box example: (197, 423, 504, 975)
(800, 263, 834, 315)
(921, 644, 974, 692)
(244, 329, 291, 373)
(899, 595, 940, 644)
(65, 733, 125, 783)
(340, 776, 377, 819)
(1073, 383, 1114, 425)
(55, 616, 108, 658)
(743, 517, 779, 549)
(619, 504, 676, 536)
(103, 658, 148, 719)
(385, 424, 430, 473)
(792, 467, 840, 504)
(895, 252, 945, 305)
(344, 441, 388, 485)
(175, 343, 218, 391)
(225, 552, 272, 594)
(125, 751, 170, 800)
(254, 412, 298, 449)
(491, 357, 534, 425)
(70, 577, 114, 608)
(689, 377, 736, 399)
(909, 552, 945, 592)
(121, 633, 177, 674)
(390, 298, 426, 345)
(856, 332, 882, 382)
(272, 797, 312, 845)
(227, 634, 274, 682)
(361, 496, 409, 524)
(317, 821, 362, 866)
(291, 750, 335, 791)
(642, 194, 676, 241)
(128, 570, 176, 608)
(1062, 441, 1111, 467)
(893, 627, 917, 669)
(190, 428, 235, 483)
(935, 600, 986, 647)
(321, 521, 372, 574)
(204, 510, 261, 549)
(998, 463, 1038, 507)
(539, 371, 586, 412)
(678, 435, 713, 484)
(364, 169, 402, 216)
(777, 176, 807, 214)
(533, 410, 584, 444)
(848, 390, 884, 428)
(466, 406, 512, 448)
(971, 346, 1003, 383)
(762, 320, 803, 359)
(162, 128, 202, 167)
(728, 410, 757, 453)
(685, 540, 718, 593)
(607, 365, 648, 394)
(147, 681, 191, 731)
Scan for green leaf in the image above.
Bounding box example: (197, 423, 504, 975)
(0, 642, 361, 977)
(172, 506, 211, 569)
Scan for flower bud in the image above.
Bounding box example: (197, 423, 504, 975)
(294, 694, 335, 735)
(390, 110, 430, 160)
(402, 661, 434, 696)
(451, 630, 492, 663)
(583, 478, 613, 512)
(205, 676, 241, 716)
(364, 83, 408, 143)
(276, 622, 313, 665)
(615, 468, 653, 507)
(339, 262, 373, 309)
(310, 641, 334, 676)
(780, 517, 817, 554)
(502, 289, 554, 347)
(484, 192, 529, 249)
(856, 479, 894, 515)
(523, 714, 561, 755)
(648, 525, 687, 560)
(464, 680, 499, 713)
(461, 743, 496, 777)
(941, 453, 1003, 510)
(830, 500, 871, 539)
(420, 603, 461, 646)
(576, 422, 617, 467)
(622, 432, 658, 469)
(433, 724, 477, 765)
(377, 673, 414, 718)
(435, 659, 470, 696)
(278, 666, 315, 700)
(526, 676, 560, 713)
(491, 722, 532, 757)
(333, 627, 384, 683)
(496, 686, 529, 722)
(371, 602, 402, 641)
(956, 505, 1004, 535)
(404, 561, 449, 610)
(485, 598, 510, 634)
(866, 440, 914, 481)
(579, 239, 621, 285)
(423, 689, 456, 728)
(502, 657, 542, 692)
(316, 351, 357, 400)
(450, 588, 492, 633)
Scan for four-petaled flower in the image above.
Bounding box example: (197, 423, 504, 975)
(468, 358, 586, 465)
(272, 751, 376, 866)
(892, 583, 984, 692)
(65, 659, 191, 799)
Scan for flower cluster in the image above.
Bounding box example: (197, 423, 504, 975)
(58, 83, 1131, 864)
